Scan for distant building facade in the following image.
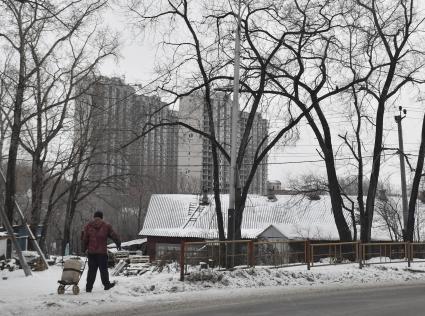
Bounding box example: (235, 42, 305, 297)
(178, 92, 268, 194)
(267, 180, 282, 191)
(76, 77, 178, 192)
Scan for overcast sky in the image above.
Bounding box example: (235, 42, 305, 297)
(101, 2, 425, 192)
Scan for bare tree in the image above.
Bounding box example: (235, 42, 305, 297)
(19, 22, 117, 239)
(0, 0, 114, 229)
(354, 0, 425, 242)
(123, 0, 425, 244)
(335, 0, 425, 242)
(60, 95, 105, 254)
(126, 0, 320, 242)
(260, 0, 424, 243)
(38, 155, 69, 253)
(246, 0, 377, 241)
(375, 197, 403, 241)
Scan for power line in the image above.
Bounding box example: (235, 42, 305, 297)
(10, 152, 422, 167)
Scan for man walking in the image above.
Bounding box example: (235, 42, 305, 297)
(81, 211, 121, 292)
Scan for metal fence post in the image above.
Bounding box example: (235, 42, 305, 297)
(359, 242, 363, 269)
(407, 242, 411, 268)
(306, 240, 311, 270)
(180, 241, 185, 281)
(248, 240, 255, 267)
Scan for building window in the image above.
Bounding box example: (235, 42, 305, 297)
(156, 243, 180, 260)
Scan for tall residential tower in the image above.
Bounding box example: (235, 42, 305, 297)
(178, 92, 268, 194)
(76, 77, 178, 192)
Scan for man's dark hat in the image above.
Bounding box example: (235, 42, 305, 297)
(94, 211, 103, 219)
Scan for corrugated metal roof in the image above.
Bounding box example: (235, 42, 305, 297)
(140, 194, 352, 240)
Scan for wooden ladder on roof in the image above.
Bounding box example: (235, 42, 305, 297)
(183, 203, 205, 228)
(187, 202, 197, 217)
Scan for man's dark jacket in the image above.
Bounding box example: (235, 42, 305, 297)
(82, 217, 120, 254)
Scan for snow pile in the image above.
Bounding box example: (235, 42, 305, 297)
(2, 260, 425, 315)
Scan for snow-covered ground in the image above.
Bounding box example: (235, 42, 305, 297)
(2, 259, 425, 316)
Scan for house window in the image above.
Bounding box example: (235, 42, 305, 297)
(156, 243, 180, 261)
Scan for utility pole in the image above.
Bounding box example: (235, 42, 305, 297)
(228, 0, 242, 267)
(395, 106, 408, 239)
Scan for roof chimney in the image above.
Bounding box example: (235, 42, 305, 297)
(200, 188, 209, 205)
(267, 187, 277, 202)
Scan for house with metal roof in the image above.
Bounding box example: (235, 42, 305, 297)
(140, 193, 425, 261)
(140, 194, 393, 260)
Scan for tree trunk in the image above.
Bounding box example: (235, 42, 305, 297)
(0, 109, 4, 168)
(234, 186, 243, 241)
(61, 167, 80, 255)
(406, 113, 425, 242)
(29, 153, 44, 245)
(364, 98, 387, 242)
(204, 90, 225, 241)
(61, 214, 71, 256)
(304, 99, 352, 241)
(39, 202, 52, 254)
(62, 194, 78, 256)
(4, 90, 24, 222)
(39, 175, 63, 253)
(211, 141, 225, 241)
(4, 42, 26, 223)
(325, 156, 352, 241)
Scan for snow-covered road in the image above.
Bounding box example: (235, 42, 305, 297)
(95, 283, 425, 316)
(2, 260, 425, 316)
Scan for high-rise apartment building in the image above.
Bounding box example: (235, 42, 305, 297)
(76, 77, 178, 192)
(178, 92, 268, 194)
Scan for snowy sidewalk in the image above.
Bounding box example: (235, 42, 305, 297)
(2, 261, 425, 316)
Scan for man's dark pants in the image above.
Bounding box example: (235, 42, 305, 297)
(86, 254, 110, 291)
